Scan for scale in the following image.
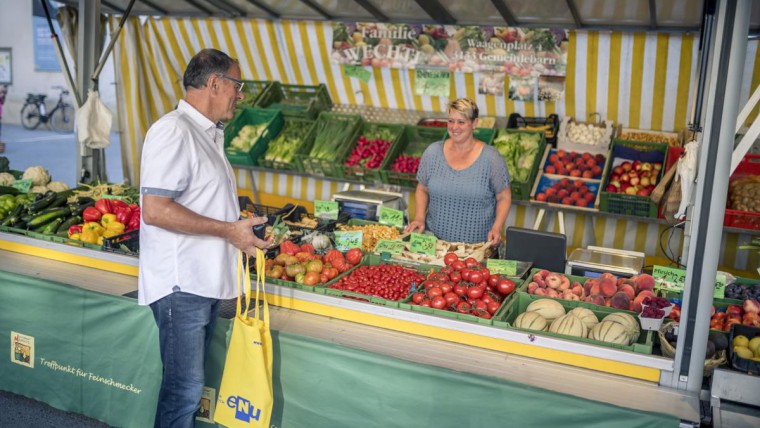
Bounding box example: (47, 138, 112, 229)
(566, 246, 645, 278)
(332, 189, 405, 222)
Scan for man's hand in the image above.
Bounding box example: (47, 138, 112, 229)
(229, 216, 273, 256)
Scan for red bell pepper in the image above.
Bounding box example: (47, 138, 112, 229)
(68, 224, 83, 238)
(114, 206, 134, 225)
(110, 199, 128, 210)
(94, 198, 113, 215)
(126, 207, 140, 231)
(83, 206, 103, 223)
(128, 203, 139, 210)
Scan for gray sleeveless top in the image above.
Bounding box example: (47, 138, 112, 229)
(417, 141, 510, 243)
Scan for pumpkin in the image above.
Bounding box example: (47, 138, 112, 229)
(568, 307, 599, 331)
(525, 299, 566, 322)
(589, 321, 632, 345)
(549, 314, 588, 338)
(514, 311, 548, 331)
(602, 312, 640, 342)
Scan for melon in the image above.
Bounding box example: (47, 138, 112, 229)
(602, 312, 640, 342)
(549, 314, 588, 338)
(525, 299, 566, 322)
(568, 307, 599, 331)
(589, 321, 632, 345)
(514, 311, 548, 331)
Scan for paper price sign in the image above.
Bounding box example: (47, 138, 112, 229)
(652, 265, 726, 298)
(314, 200, 338, 220)
(11, 179, 32, 193)
(487, 259, 517, 276)
(373, 239, 406, 255)
(344, 65, 372, 83)
(378, 206, 404, 228)
(334, 230, 362, 252)
(409, 233, 437, 256)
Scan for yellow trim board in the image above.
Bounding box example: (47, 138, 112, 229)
(266, 293, 661, 382)
(0, 240, 138, 277)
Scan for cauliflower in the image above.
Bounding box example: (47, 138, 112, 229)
(31, 185, 49, 194)
(22, 166, 51, 186)
(46, 181, 69, 192)
(0, 172, 14, 186)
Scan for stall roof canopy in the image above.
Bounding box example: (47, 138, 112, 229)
(57, 0, 760, 35)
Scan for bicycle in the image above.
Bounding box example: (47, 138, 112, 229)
(20, 86, 76, 133)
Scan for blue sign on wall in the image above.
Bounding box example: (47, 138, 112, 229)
(33, 16, 62, 72)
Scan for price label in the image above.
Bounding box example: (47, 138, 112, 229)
(314, 200, 338, 220)
(487, 259, 517, 276)
(653, 265, 726, 298)
(373, 239, 406, 255)
(409, 233, 437, 256)
(334, 230, 362, 252)
(11, 179, 32, 193)
(344, 65, 372, 83)
(378, 206, 404, 228)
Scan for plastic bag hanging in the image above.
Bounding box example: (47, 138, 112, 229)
(675, 140, 699, 219)
(76, 89, 112, 149)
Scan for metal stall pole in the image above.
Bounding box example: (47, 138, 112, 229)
(661, 0, 751, 392)
(75, 0, 106, 184)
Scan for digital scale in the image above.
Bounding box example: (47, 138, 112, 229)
(566, 246, 645, 278)
(332, 189, 406, 222)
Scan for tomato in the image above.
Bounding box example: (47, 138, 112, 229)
(496, 278, 516, 296)
(431, 296, 447, 309)
(412, 292, 425, 304)
(319, 273, 329, 283)
(427, 287, 443, 299)
(466, 286, 484, 300)
(472, 299, 488, 312)
(451, 261, 466, 272)
(469, 271, 483, 284)
(464, 257, 479, 269)
(439, 282, 452, 294)
(300, 243, 315, 254)
(304, 271, 320, 286)
(323, 267, 338, 280)
(462, 269, 472, 282)
(420, 299, 431, 307)
(453, 284, 467, 297)
(443, 292, 459, 306)
(443, 252, 459, 266)
(345, 248, 363, 266)
(440, 266, 453, 275)
(487, 301, 501, 315)
(481, 294, 493, 305)
(455, 301, 471, 314)
(480, 267, 490, 282)
(488, 274, 500, 288)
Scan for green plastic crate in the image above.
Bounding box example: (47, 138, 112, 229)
(297, 112, 362, 178)
(599, 139, 668, 218)
(496, 292, 654, 355)
(397, 281, 511, 327)
(238, 80, 272, 109)
(443, 127, 496, 146)
(342, 122, 406, 184)
(0, 225, 101, 251)
(492, 129, 547, 201)
(257, 117, 317, 171)
(255, 82, 333, 119)
(380, 125, 448, 188)
(224, 108, 284, 166)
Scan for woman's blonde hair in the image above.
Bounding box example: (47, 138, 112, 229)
(448, 98, 479, 121)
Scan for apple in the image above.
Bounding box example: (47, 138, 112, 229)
(636, 188, 650, 196)
(546, 165, 556, 174)
(610, 174, 620, 182)
(582, 170, 594, 179)
(625, 186, 638, 195)
(614, 166, 624, 175)
(628, 170, 639, 179)
(610, 180, 620, 189)
(650, 175, 658, 185)
(640, 176, 651, 187)
(536, 193, 547, 202)
(640, 162, 653, 171)
(621, 162, 633, 172)
(653, 163, 662, 170)
(632, 160, 642, 170)
(620, 182, 632, 192)
(629, 176, 640, 186)
(570, 170, 582, 177)
(620, 173, 630, 183)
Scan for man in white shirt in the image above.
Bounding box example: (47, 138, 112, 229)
(138, 48, 270, 428)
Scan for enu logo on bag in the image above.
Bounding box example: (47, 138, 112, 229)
(226, 395, 262, 422)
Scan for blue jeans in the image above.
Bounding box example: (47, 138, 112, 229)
(150, 291, 221, 428)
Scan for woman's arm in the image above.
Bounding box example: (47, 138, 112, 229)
(488, 186, 511, 245)
(405, 183, 429, 234)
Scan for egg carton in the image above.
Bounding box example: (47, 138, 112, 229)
(557, 116, 614, 156)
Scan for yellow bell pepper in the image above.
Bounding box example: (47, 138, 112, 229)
(105, 220, 125, 234)
(100, 213, 117, 227)
(69, 232, 81, 241)
(83, 222, 105, 236)
(80, 227, 100, 244)
(102, 229, 120, 239)
(97, 236, 104, 246)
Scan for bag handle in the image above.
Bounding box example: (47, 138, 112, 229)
(236, 249, 268, 323)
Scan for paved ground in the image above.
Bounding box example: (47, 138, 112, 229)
(0, 123, 124, 187)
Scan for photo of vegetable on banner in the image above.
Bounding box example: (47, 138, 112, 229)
(331, 22, 568, 77)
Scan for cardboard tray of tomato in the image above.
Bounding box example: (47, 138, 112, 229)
(495, 292, 655, 355)
(317, 253, 434, 307)
(530, 173, 601, 211)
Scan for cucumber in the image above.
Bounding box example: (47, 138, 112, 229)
(40, 218, 63, 235)
(56, 215, 82, 234)
(47, 194, 68, 209)
(0, 186, 19, 196)
(27, 192, 58, 213)
(27, 207, 70, 228)
(69, 201, 95, 216)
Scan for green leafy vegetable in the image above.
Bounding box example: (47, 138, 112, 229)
(493, 130, 542, 182)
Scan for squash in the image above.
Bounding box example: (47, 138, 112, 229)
(525, 299, 566, 322)
(602, 312, 640, 342)
(589, 321, 632, 345)
(514, 311, 548, 331)
(568, 307, 599, 331)
(549, 314, 588, 338)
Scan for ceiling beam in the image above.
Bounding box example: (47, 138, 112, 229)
(296, 0, 333, 20)
(353, 0, 388, 22)
(184, 0, 214, 16)
(565, 0, 583, 28)
(490, 0, 517, 26)
(648, 0, 658, 30)
(139, 0, 169, 15)
(414, 0, 456, 25)
(243, 0, 280, 18)
(207, 0, 247, 17)
(100, 0, 125, 14)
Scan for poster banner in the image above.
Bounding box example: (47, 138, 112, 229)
(332, 22, 568, 76)
(415, 69, 450, 97)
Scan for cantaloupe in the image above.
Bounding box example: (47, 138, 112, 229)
(525, 299, 566, 322)
(602, 312, 640, 342)
(514, 311, 548, 331)
(549, 314, 588, 338)
(568, 307, 599, 331)
(589, 321, 632, 345)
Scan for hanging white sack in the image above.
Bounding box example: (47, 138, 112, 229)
(76, 89, 112, 149)
(675, 140, 699, 219)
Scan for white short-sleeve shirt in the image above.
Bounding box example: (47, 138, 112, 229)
(137, 100, 239, 305)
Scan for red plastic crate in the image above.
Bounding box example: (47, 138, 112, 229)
(724, 154, 760, 230)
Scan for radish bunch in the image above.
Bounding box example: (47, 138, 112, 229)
(344, 136, 391, 169)
(390, 155, 420, 174)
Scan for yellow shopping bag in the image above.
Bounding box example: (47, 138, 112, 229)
(214, 249, 273, 428)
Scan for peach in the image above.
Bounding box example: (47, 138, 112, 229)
(619, 284, 636, 300)
(539, 269, 550, 278)
(534, 288, 547, 296)
(586, 294, 606, 306)
(610, 291, 631, 310)
(533, 273, 543, 283)
(528, 282, 539, 294)
(632, 291, 656, 313)
(571, 284, 584, 297)
(558, 276, 571, 291)
(635, 274, 655, 292)
(743, 299, 760, 314)
(546, 289, 559, 298)
(545, 273, 563, 289)
(566, 293, 580, 301)
(561, 289, 575, 300)
(600, 278, 617, 297)
(616, 278, 626, 288)
(584, 278, 598, 295)
(599, 272, 617, 282)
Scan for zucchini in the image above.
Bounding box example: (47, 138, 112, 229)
(1, 204, 24, 227)
(47, 194, 68, 209)
(0, 186, 19, 196)
(56, 215, 82, 234)
(27, 207, 70, 228)
(76, 196, 96, 205)
(40, 218, 63, 235)
(28, 192, 58, 213)
(69, 201, 95, 216)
